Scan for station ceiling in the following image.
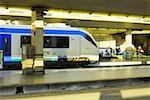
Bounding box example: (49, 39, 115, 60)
(0, 0, 150, 35)
(0, 0, 150, 16)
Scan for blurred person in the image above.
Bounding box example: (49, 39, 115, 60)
(138, 46, 144, 58)
(136, 47, 138, 56)
(116, 46, 120, 55)
(122, 51, 126, 61)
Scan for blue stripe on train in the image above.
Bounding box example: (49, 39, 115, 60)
(0, 28, 85, 35)
(44, 30, 82, 35)
(0, 28, 97, 47)
(0, 28, 31, 33)
(0, 28, 83, 35)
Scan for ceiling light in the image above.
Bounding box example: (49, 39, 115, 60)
(132, 30, 150, 34)
(0, 7, 150, 25)
(46, 10, 150, 24)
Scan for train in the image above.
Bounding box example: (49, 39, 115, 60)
(0, 24, 99, 69)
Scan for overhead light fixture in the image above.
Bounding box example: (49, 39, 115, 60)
(0, 7, 150, 25)
(132, 30, 150, 34)
(45, 9, 150, 24)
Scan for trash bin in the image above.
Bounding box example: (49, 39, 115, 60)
(22, 44, 35, 60)
(125, 47, 134, 59)
(22, 44, 35, 74)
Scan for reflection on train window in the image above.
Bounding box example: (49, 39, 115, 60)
(21, 36, 31, 48)
(44, 36, 69, 48)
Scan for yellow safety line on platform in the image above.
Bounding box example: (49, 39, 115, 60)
(8, 92, 101, 100)
(120, 87, 150, 99)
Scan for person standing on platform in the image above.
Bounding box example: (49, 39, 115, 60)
(137, 46, 144, 58)
(116, 46, 121, 55)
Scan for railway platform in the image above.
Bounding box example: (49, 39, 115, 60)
(91, 56, 150, 67)
(0, 65, 150, 87)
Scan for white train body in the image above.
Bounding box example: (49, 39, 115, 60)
(0, 24, 99, 68)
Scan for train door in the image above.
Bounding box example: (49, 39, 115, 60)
(80, 35, 95, 55)
(1, 34, 11, 56)
(0, 35, 3, 69)
(69, 35, 80, 58)
(0, 50, 2, 69)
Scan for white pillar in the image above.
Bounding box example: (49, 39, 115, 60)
(125, 29, 132, 46)
(119, 29, 134, 52)
(31, 8, 44, 58)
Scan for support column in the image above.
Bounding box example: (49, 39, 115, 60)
(31, 8, 44, 58)
(124, 29, 135, 59)
(124, 29, 135, 48)
(31, 7, 45, 73)
(125, 29, 132, 46)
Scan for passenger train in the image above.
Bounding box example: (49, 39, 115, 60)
(0, 24, 99, 69)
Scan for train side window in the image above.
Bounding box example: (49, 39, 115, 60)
(57, 37, 69, 48)
(44, 36, 53, 48)
(21, 36, 31, 48)
(84, 34, 97, 47)
(44, 36, 69, 48)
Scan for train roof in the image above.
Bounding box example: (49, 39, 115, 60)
(0, 24, 92, 36)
